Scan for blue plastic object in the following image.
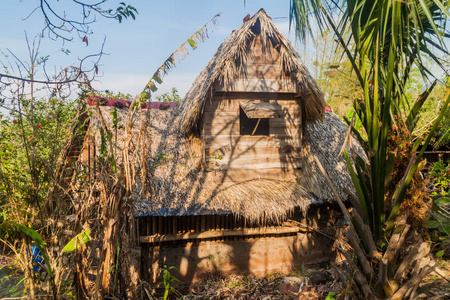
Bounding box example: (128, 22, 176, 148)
(26, 246, 45, 273)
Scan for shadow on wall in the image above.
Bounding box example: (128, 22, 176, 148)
(140, 204, 340, 284)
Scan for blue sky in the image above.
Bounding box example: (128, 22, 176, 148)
(0, 1, 304, 99)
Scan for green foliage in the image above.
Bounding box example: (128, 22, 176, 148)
(157, 265, 180, 300)
(115, 2, 138, 23)
(0, 97, 77, 238)
(291, 0, 450, 297)
(97, 90, 133, 101)
(429, 161, 450, 197)
(62, 229, 92, 253)
(156, 87, 182, 102)
(428, 197, 450, 246)
(325, 292, 336, 300)
(17, 223, 91, 280)
(291, 0, 450, 241)
(0, 268, 25, 299)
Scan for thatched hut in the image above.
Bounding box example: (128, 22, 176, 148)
(74, 9, 365, 283)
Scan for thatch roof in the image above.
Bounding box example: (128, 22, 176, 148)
(75, 10, 364, 223)
(178, 9, 325, 136)
(82, 106, 365, 223)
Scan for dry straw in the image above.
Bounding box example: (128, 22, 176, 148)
(83, 106, 365, 224)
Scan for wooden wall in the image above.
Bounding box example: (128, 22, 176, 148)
(203, 93, 302, 181)
(202, 34, 303, 182)
(139, 204, 341, 283)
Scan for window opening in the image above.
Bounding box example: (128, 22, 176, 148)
(239, 106, 269, 136)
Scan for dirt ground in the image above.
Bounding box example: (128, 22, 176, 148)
(143, 260, 450, 299)
(1, 253, 449, 299)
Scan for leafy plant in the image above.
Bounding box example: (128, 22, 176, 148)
(17, 224, 91, 298)
(18, 224, 91, 276)
(429, 161, 450, 197)
(325, 292, 336, 300)
(428, 197, 450, 252)
(156, 87, 182, 102)
(291, 0, 450, 297)
(157, 265, 180, 300)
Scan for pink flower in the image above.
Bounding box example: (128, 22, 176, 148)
(12, 120, 17, 124)
(37, 124, 43, 129)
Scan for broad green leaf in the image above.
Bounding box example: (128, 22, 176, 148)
(426, 220, 440, 229)
(62, 229, 91, 253)
(16, 224, 46, 247)
(436, 250, 445, 258)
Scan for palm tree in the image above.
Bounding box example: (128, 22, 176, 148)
(290, 0, 450, 298)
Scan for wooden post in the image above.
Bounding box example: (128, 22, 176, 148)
(136, 217, 140, 245)
(195, 215, 200, 232)
(212, 215, 217, 230)
(173, 217, 177, 235)
(152, 217, 157, 235)
(146, 216, 151, 236)
(158, 217, 163, 235)
(201, 215, 206, 232)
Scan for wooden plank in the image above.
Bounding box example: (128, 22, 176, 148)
(246, 40, 281, 64)
(204, 135, 301, 148)
(204, 96, 298, 113)
(212, 92, 298, 101)
(213, 78, 297, 93)
(203, 110, 300, 124)
(206, 152, 301, 167)
(204, 124, 302, 138)
(204, 121, 239, 136)
(204, 98, 239, 112)
(140, 226, 301, 243)
(237, 63, 284, 79)
(240, 101, 281, 118)
(221, 168, 298, 181)
(204, 118, 301, 128)
(205, 144, 300, 154)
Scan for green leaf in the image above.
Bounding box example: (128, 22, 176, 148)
(326, 292, 336, 300)
(436, 250, 445, 258)
(62, 229, 91, 253)
(140, 91, 149, 101)
(427, 220, 440, 229)
(435, 197, 450, 206)
(16, 224, 46, 247)
(187, 38, 197, 49)
(16, 224, 53, 278)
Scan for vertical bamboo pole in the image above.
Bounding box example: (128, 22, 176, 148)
(152, 217, 157, 235)
(201, 215, 205, 232)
